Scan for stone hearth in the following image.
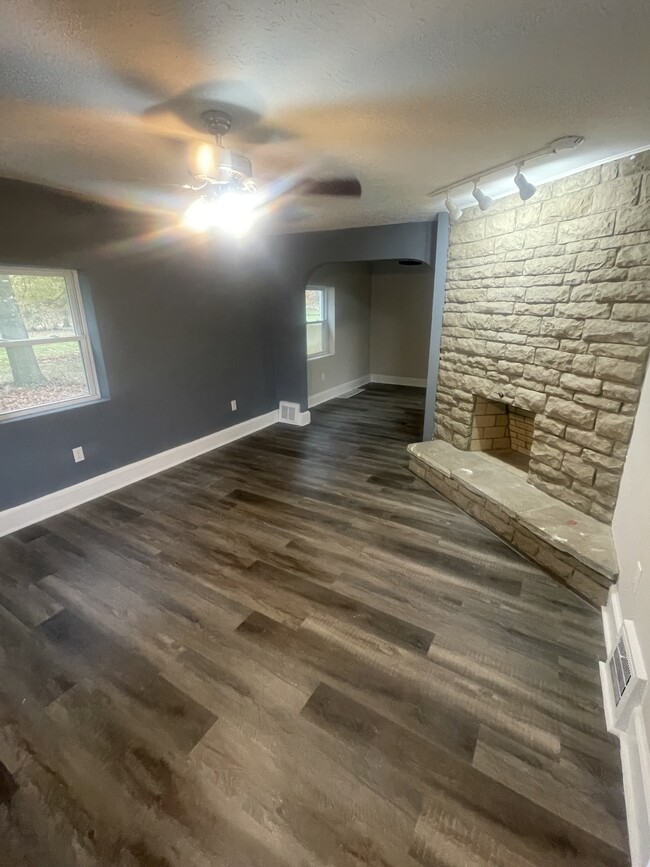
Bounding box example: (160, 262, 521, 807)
(408, 440, 618, 607)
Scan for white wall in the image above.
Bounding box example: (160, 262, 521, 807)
(611, 366, 650, 866)
(306, 262, 371, 400)
(613, 367, 650, 741)
(370, 264, 433, 381)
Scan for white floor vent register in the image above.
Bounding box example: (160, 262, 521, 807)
(600, 621, 647, 736)
(278, 401, 310, 426)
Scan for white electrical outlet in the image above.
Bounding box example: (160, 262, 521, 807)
(632, 561, 643, 595)
(72, 446, 85, 463)
(230, 400, 237, 411)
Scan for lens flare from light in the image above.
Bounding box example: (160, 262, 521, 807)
(183, 191, 262, 237)
(210, 191, 261, 236)
(183, 197, 212, 232)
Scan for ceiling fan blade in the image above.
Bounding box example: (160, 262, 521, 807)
(239, 123, 297, 145)
(300, 177, 362, 197)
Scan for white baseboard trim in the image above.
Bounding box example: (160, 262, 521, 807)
(370, 374, 427, 387)
(601, 587, 650, 866)
(308, 373, 427, 408)
(0, 409, 279, 538)
(308, 375, 371, 408)
(619, 707, 650, 867)
(602, 585, 624, 655)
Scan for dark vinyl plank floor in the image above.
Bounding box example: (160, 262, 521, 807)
(0, 385, 628, 866)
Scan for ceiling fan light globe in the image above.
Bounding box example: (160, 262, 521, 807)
(183, 197, 212, 232)
(209, 191, 262, 237)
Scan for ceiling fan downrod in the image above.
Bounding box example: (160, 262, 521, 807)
(200, 110, 232, 144)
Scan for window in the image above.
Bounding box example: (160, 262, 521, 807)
(306, 286, 334, 359)
(0, 267, 100, 421)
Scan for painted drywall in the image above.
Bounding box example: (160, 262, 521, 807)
(0, 178, 277, 511)
(370, 262, 433, 380)
(0, 179, 439, 512)
(612, 365, 650, 746)
(306, 262, 371, 399)
(273, 221, 437, 411)
(2, 1, 650, 232)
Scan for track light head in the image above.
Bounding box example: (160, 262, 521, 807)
(444, 195, 463, 223)
(514, 165, 537, 201)
(472, 182, 493, 212)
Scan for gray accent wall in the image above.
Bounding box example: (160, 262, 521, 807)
(0, 178, 442, 511)
(0, 179, 277, 510)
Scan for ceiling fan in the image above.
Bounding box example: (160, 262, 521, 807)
(181, 110, 362, 236)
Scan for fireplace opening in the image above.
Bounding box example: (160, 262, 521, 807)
(469, 397, 534, 472)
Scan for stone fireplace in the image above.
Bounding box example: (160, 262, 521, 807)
(432, 153, 650, 526)
(409, 151, 650, 605)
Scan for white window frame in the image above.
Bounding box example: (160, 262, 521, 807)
(0, 265, 101, 422)
(306, 285, 335, 360)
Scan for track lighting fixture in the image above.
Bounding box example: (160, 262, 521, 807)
(514, 164, 537, 201)
(444, 194, 463, 222)
(472, 182, 493, 212)
(427, 134, 584, 214)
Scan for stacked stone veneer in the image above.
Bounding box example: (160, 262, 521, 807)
(436, 151, 650, 523)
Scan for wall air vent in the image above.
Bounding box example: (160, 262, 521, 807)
(600, 621, 647, 736)
(279, 401, 300, 425)
(610, 633, 632, 706)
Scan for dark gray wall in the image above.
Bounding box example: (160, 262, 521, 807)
(0, 178, 439, 511)
(0, 180, 277, 510)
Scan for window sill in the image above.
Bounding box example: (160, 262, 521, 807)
(0, 395, 109, 426)
(308, 351, 335, 361)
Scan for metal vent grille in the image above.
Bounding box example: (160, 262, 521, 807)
(279, 401, 300, 424)
(609, 633, 632, 706)
(600, 618, 646, 736)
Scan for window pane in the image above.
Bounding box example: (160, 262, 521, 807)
(306, 322, 327, 357)
(305, 288, 324, 323)
(0, 341, 90, 415)
(0, 273, 75, 341)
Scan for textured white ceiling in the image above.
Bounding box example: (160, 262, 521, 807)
(2, 0, 649, 232)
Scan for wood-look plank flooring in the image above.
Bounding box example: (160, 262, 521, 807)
(0, 385, 629, 866)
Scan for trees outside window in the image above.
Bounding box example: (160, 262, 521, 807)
(0, 268, 100, 420)
(306, 287, 334, 359)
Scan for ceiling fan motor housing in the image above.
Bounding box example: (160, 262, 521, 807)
(201, 110, 233, 137)
(188, 141, 253, 184)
